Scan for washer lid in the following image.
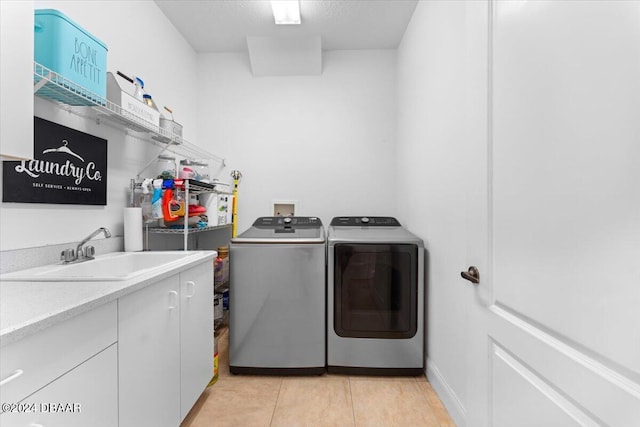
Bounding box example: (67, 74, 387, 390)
(232, 216, 325, 243)
(327, 216, 423, 246)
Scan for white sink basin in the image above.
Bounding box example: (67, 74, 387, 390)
(0, 251, 203, 282)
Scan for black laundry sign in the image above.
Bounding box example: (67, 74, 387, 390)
(2, 117, 108, 205)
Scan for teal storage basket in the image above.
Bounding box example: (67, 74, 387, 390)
(34, 9, 107, 105)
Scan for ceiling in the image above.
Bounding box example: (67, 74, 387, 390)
(154, 0, 419, 53)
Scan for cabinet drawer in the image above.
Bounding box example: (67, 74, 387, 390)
(0, 301, 117, 405)
(1, 344, 118, 427)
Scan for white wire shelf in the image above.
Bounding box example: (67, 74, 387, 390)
(33, 62, 225, 165)
(182, 179, 217, 194)
(146, 224, 232, 235)
(133, 179, 233, 195)
(176, 179, 233, 196)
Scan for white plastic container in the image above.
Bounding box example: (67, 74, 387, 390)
(217, 195, 229, 225)
(159, 117, 183, 138)
(155, 155, 176, 178)
(214, 293, 223, 321)
(212, 180, 231, 193)
(193, 161, 210, 182)
(199, 193, 218, 224)
(179, 159, 196, 179)
(106, 72, 161, 127)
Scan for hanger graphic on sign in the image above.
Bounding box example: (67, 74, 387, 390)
(42, 140, 85, 162)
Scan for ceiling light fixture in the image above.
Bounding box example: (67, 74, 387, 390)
(271, 0, 301, 25)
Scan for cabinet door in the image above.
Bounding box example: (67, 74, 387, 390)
(118, 275, 180, 427)
(1, 344, 118, 427)
(180, 261, 214, 420)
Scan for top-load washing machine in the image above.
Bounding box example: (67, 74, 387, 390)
(229, 216, 326, 375)
(327, 216, 424, 375)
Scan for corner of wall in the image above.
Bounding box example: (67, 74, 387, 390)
(427, 358, 467, 427)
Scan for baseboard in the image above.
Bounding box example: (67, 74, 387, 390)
(426, 358, 467, 427)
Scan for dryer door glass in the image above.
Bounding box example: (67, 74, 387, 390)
(334, 244, 417, 339)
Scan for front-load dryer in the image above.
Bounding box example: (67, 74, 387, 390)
(327, 216, 424, 375)
(229, 216, 325, 375)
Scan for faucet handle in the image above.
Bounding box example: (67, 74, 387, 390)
(85, 246, 96, 259)
(60, 249, 75, 263)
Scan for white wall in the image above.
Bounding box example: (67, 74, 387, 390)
(196, 50, 398, 233)
(0, 0, 199, 250)
(396, 2, 473, 425)
(1, 3, 398, 249)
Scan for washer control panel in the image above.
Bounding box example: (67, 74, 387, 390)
(253, 216, 323, 228)
(330, 216, 401, 227)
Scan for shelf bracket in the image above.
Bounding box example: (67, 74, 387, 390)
(33, 71, 50, 93)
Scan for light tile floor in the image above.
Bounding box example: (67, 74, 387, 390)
(182, 328, 456, 427)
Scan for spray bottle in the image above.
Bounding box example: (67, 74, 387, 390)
(140, 178, 154, 222)
(133, 77, 145, 101)
(116, 72, 146, 101)
(151, 179, 164, 219)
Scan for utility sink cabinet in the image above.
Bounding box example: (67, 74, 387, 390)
(0, 255, 214, 427)
(118, 261, 214, 426)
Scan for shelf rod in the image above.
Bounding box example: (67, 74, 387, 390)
(184, 180, 189, 251)
(136, 143, 173, 179)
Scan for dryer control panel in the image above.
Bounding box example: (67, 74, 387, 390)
(330, 216, 401, 227)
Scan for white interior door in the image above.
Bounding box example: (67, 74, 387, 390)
(466, 1, 640, 426)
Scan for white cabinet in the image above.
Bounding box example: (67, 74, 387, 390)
(118, 274, 181, 427)
(0, 259, 213, 427)
(180, 261, 214, 419)
(118, 260, 214, 426)
(0, 0, 34, 160)
(1, 344, 118, 427)
(0, 301, 118, 426)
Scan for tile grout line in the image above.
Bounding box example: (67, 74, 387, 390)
(269, 377, 284, 427)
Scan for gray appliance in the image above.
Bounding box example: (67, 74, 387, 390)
(327, 216, 424, 375)
(229, 216, 326, 375)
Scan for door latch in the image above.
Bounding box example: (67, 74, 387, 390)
(461, 266, 480, 284)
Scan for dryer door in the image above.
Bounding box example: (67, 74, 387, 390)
(333, 243, 418, 339)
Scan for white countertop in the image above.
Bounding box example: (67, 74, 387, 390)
(0, 251, 216, 346)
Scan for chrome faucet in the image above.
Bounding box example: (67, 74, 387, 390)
(61, 227, 112, 264)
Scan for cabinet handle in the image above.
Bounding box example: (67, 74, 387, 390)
(30, 424, 44, 427)
(0, 369, 24, 386)
(168, 290, 178, 310)
(185, 281, 195, 298)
